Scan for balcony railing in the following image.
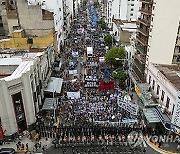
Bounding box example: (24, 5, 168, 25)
(134, 54, 146, 64)
(138, 27, 149, 36)
(136, 43, 147, 54)
(132, 64, 145, 82)
(133, 58, 145, 72)
(136, 35, 148, 46)
(138, 18, 150, 26)
(140, 8, 152, 15)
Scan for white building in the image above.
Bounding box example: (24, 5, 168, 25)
(147, 63, 180, 120)
(112, 20, 137, 45)
(106, 0, 141, 28)
(27, 0, 65, 52)
(146, 0, 180, 70)
(0, 47, 55, 138)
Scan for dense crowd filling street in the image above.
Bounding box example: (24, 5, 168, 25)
(34, 1, 150, 153)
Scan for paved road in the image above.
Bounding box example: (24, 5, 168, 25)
(46, 144, 160, 154)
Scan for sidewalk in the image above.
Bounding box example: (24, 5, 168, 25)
(145, 136, 179, 154)
(0, 137, 53, 153)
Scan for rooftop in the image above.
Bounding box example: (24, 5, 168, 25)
(0, 50, 44, 80)
(153, 64, 180, 91)
(113, 19, 137, 32)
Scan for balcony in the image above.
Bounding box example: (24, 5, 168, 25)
(138, 18, 150, 26)
(140, 0, 154, 4)
(136, 43, 147, 54)
(140, 8, 152, 15)
(138, 27, 149, 36)
(136, 35, 148, 46)
(134, 54, 146, 64)
(132, 64, 145, 82)
(133, 58, 145, 72)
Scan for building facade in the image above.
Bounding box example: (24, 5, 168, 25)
(147, 63, 180, 115)
(133, 0, 180, 82)
(0, 47, 54, 137)
(147, 62, 180, 129)
(106, 0, 141, 28)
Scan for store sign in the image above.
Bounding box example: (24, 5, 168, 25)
(171, 92, 180, 129)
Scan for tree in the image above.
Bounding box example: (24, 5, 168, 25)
(104, 34, 112, 46)
(94, 1, 99, 8)
(112, 68, 127, 82)
(98, 19, 107, 30)
(105, 47, 126, 67)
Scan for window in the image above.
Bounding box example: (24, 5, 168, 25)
(130, 13, 133, 16)
(131, 4, 134, 6)
(151, 17, 154, 22)
(156, 85, 160, 95)
(148, 75, 151, 84)
(152, 80, 155, 90)
(27, 38, 33, 44)
(172, 104, 175, 115)
(161, 90, 165, 102)
(0, 23, 3, 27)
(166, 97, 170, 109)
(131, 8, 134, 11)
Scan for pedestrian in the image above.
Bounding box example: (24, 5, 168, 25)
(26, 143, 29, 151)
(16, 143, 19, 151)
(35, 143, 38, 152)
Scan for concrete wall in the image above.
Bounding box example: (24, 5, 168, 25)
(147, 0, 180, 65)
(27, 0, 65, 52)
(16, 0, 54, 37)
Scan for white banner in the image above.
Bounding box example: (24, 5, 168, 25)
(69, 70, 78, 75)
(67, 91, 80, 99)
(117, 96, 138, 116)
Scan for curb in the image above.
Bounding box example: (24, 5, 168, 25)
(144, 137, 178, 154)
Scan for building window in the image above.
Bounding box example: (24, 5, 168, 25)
(131, 8, 134, 11)
(151, 17, 153, 22)
(27, 38, 33, 44)
(161, 90, 165, 102)
(156, 85, 160, 95)
(152, 80, 155, 90)
(172, 104, 175, 115)
(131, 4, 134, 6)
(148, 75, 151, 84)
(166, 97, 170, 109)
(130, 13, 133, 16)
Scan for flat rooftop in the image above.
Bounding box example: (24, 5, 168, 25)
(154, 64, 180, 91)
(0, 50, 44, 80)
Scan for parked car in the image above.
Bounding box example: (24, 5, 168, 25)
(0, 148, 15, 154)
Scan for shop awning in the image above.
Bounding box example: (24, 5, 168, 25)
(42, 98, 57, 110)
(143, 108, 161, 123)
(44, 77, 63, 94)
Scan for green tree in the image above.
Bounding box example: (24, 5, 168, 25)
(112, 68, 127, 84)
(105, 47, 126, 67)
(104, 34, 112, 46)
(94, 1, 99, 8)
(98, 19, 107, 30)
